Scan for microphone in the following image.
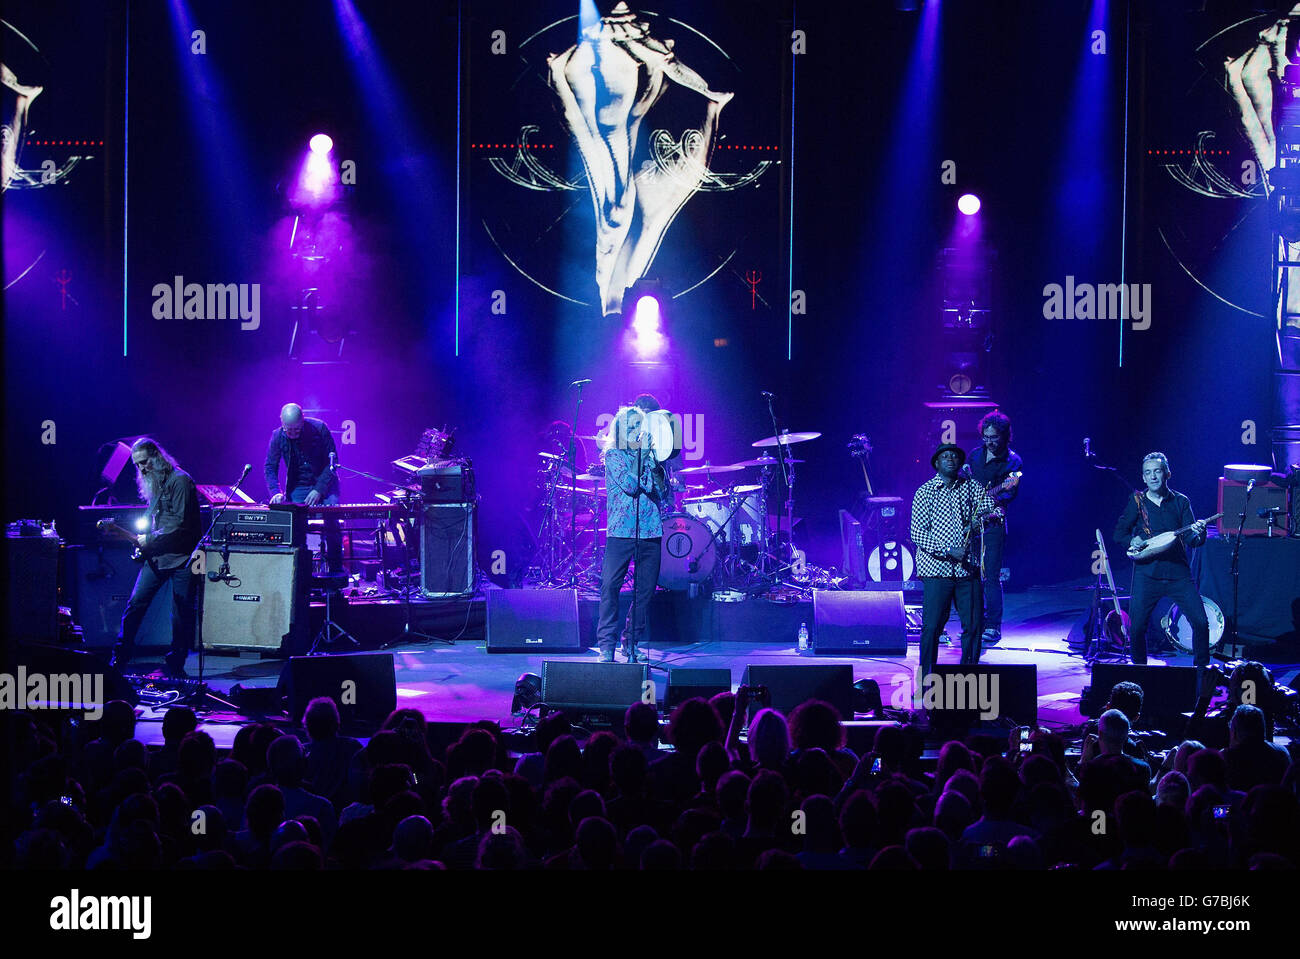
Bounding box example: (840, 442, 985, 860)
(1083, 437, 1092, 458)
(571, 378, 591, 387)
(1258, 506, 1284, 517)
(1246, 478, 1257, 495)
(238, 463, 251, 479)
(959, 464, 973, 479)
(329, 451, 337, 472)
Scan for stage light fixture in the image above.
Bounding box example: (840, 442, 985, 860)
(309, 133, 334, 155)
(957, 193, 981, 216)
(512, 672, 542, 713)
(629, 294, 667, 360)
(135, 517, 149, 532)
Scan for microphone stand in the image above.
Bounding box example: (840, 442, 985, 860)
(186, 465, 251, 710)
(763, 393, 792, 586)
(1227, 480, 1255, 655)
(566, 381, 586, 587)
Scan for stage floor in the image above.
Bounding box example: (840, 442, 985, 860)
(123, 586, 1300, 748)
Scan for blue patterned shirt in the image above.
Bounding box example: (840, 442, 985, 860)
(604, 448, 669, 539)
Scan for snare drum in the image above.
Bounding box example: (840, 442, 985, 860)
(1161, 595, 1225, 654)
(658, 513, 717, 589)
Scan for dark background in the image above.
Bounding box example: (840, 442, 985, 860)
(2, 0, 1282, 588)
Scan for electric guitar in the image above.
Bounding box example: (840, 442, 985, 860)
(1094, 529, 1130, 651)
(96, 518, 144, 562)
(1126, 512, 1222, 561)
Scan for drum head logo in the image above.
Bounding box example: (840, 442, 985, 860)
(666, 532, 693, 557)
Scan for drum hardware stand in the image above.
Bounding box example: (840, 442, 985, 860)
(1226, 480, 1256, 655)
(564, 378, 588, 588)
(762, 391, 799, 587)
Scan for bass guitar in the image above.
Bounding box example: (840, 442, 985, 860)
(1126, 512, 1222, 561)
(1094, 528, 1129, 652)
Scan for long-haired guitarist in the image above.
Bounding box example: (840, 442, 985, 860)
(109, 438, 203, 677)
(910, 443, 1000, 692)
(1112, 451, 1209, 669)
(965, 410, 1023, 646)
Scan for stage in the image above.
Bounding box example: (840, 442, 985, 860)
(115, 586, 1300, 750)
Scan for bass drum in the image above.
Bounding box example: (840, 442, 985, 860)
(658, 513, 717, 590)
(1161, 595, 1225, 654)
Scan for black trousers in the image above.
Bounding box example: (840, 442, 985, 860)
(1129, 571, 1209, 667)
(115, 560, 198, 666)
(597, 536, 661, 653)
(979, 524, 1006, 630)
(918, 575, 984, 683)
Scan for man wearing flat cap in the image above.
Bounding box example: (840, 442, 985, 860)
(910, 443, 1000, 692)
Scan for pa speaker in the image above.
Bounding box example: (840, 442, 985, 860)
(6, 526, 60, 643)
(1082, 663, 1199, 728)
(201, 547, 309, 653)
(741, 664, 855, 719)
(64, 544, 171, 648)
(486, 588, 580, 653)
(541, 660, 649, 728)
(421, 503, 475, 597)
(812, 589, 907, 655)
(278, 652, 396, 727)
(924, 664, 1037, 730)
(666, 667, 731, 710)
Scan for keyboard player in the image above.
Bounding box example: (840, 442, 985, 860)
(265, 402, 343, 574)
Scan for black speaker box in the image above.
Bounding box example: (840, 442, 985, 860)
(486, 588, 581, 653)
(64, 544, 171, 648)
(924, 664, 1037, 730)
(277, 652, 396, 727)
(6, 527, 60, 643)
(741, 664, 855, 719)
(812, 589, 907, 655)
(1082, 663, 1199, 728)
(666, 667, 731, 710)
(421, 503, 475, 597)
(541, 660, 650, 728)
(201, 547, 310, 654)
(13, 644, 139, 706)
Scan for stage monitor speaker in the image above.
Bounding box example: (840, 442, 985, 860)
(741, 664, 855, 719)
(541, 660, 650, 728)
(201, 547, 309, 654)
(812, 589, 907, 655)
(666, 667, 731, 710)
(421, 503, 475, 597)
(1217, 479, 1288, 536)
(64, 544, 171, 648)
(13, 644, 139, 706)
(6, 525, 60, 643)
(278, 652, 396, 727)
(486, 588, 581, 653)
(924, 664, 1037, 730)
(1082, 663, 1199, 728)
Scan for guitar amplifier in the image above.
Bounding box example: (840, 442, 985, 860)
(210, 504, 307, 548)
(200, 547, 310, 653)
(1217, 479, 1288, 536)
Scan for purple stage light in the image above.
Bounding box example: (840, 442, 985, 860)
(957, 193, 981, 216)
(291, 136, 340, 209)
(629, 295, 667, 359)
(309, 133, 334, 155)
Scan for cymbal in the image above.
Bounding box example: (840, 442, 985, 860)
(575, 473, 605, 483)
(751, 431, 821, 448)
(729, 455, 805, 468)
(676, 462, 744, 476)
(537, 451, 575, 472)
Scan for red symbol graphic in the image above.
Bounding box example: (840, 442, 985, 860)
(745, 269, 761, 309)
(55, 269, 73, 310)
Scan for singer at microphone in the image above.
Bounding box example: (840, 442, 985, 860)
(265, 401, 344, 574)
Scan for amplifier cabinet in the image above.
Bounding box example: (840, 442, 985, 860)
(200, 547, 310, 653)
(421, 502, 476, 597)
(1217, 479, 1289, 536)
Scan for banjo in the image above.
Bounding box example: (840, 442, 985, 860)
(1126, 512, 1222, 561)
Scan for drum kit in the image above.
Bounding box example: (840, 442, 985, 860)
(528, 416, 826, 595)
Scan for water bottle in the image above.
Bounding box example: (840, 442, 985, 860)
(797, 622, 810, 655)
